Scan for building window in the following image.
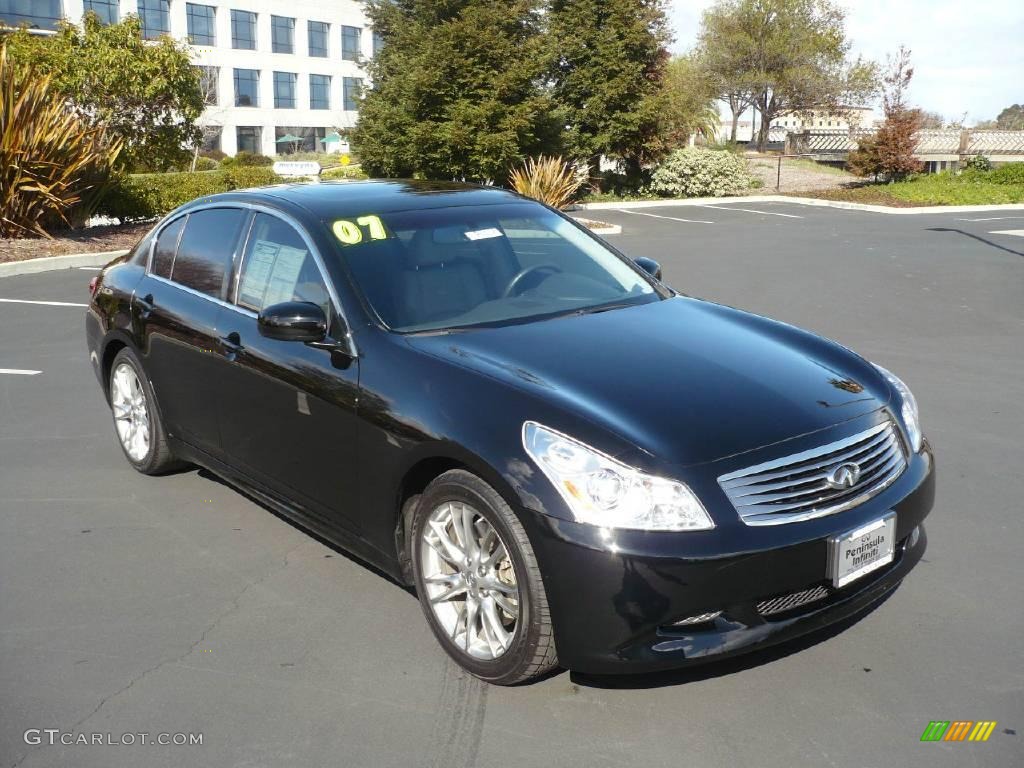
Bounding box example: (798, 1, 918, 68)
(308, 20, 329, 57)
(372, 31, 384, 56)
(230, 9, 256, 49)
(343, 77, 362, 111)
(341, 25, 361, 61)
(201, 127, 222, 153)
(84, 0, 118, 24)
(0, 0, 62, 30)
(236, 126, 262, 155)
(234, 68, 259, 107)
(273, 71, 297, 109)
(186, 3, 215, 45)
(309, 74, 330, 110)
(274, 127, 327, 155)
(137, 0, 170, 38)
(271, 15, 294, 54)
(198, 66, 219, 106)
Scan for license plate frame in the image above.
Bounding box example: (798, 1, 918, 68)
(827, 513, 896, 588)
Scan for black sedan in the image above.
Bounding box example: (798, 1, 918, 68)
(86, 181, 934, 684)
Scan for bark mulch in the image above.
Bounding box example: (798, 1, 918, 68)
(1, 222, 154, 264)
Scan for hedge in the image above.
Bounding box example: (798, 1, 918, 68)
(98, 167, 282, 221)
(649, 147, 754, 198)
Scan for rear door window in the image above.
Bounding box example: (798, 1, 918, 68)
(236, 213, 331, 317)
(172, 208, 248, 298)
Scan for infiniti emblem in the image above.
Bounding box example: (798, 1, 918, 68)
(826, 462, 861, 490)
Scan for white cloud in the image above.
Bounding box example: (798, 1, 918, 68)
(667, 0, 1024, 123)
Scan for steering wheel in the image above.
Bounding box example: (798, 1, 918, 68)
(502, 264, 563, 298)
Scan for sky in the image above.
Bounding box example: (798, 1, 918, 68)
(667, 0, 1024, 124)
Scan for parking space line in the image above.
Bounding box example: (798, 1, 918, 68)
(614, 209, 714, 224)
(958, 216, 1024, 222)
(699, 205, 803, 219)
(989, 230, 1024, 237)
(0, 368, 41, 376)
(0, 298, 88, 307)
(77, 266, 102, 271)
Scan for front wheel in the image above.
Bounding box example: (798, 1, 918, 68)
(411, 470, 558, 684)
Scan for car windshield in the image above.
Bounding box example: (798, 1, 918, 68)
(331, 202, 658, 332)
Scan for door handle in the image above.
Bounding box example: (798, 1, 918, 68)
(219, 332, 244, 358)
(137, 293, 154, 320)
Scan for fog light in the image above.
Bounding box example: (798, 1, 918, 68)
(906, 525, 920, 550)
(670, 610, 722, 626)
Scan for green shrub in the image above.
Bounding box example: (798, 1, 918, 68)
(200, 148, 227, 162)
(989, 162, 1024, 185)
(649, 147, 754, 198)
(320, 164, 369, 181)
(191, 156, 218, 171)
(963, 154, 992, 172)
(220, 151, 273, 168)
(98, 168, 282, 221)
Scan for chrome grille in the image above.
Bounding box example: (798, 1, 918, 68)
(718, 421, 907, 526)
(756, 585, 830, 616)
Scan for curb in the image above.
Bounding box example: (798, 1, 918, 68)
(0, 250, 128, 279)
(572, 216, 622, 235)
(577, 196, 1024, 215)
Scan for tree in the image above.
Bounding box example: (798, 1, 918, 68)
(993, 104, 1024, 130)
(547, 0, 671, 177)
(658, 55, 721, 148)
(847, 46, 922, 181)
(696, 4, 757, 142)
(4, 13, 203, 172)
(918, 110, 944, 129)
(351, 0, 561, 181)
(697, 0, 878, 151)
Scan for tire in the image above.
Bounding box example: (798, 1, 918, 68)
(108, 347, 182, 475)
(411, 469, 558, 684)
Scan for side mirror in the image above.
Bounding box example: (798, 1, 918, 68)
(257, 301, 328, 343)
(634, 257, 662, 281)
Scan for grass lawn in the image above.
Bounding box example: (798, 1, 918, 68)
(791, 169, 1024, 207)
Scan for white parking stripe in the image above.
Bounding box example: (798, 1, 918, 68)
(0, 368, 41, 376)
(77, 266, 102, 271)
(958, 216, 1024, 222)
(699, 205, 803, 219)
(0, 298, 88, 307)
(614, 209, 714, 224)
(989, 230, 1024, 237)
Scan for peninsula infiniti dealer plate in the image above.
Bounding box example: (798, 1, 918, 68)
(829, 514, 897, 588)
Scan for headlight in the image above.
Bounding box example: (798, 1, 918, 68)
(874, 364, 922, 452)
(522, 422, 714, 531)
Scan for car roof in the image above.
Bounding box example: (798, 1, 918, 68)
(191, 180, 528, 220)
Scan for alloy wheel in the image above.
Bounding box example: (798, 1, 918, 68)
(111, 362, 150, 462)
(419, 501, 521, 660)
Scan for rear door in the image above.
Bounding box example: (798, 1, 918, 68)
(216, 211, 362, 533)
(135, 207, 248, 458)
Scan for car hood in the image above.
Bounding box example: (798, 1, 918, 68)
(404, 296, 890, 467)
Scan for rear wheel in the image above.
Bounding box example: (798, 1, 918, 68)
(108, 348, 181, 475)
(411, 469, 558, 684)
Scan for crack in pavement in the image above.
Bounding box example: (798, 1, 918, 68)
(9, 541, 305, 768)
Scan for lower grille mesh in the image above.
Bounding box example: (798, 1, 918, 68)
(756, 585, 830, 616)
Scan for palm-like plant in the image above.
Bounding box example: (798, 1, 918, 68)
(509, 155, 586, 210)
(1, 43, 122, 238)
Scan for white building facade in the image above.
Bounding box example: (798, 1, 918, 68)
(1, 0, 374, 156)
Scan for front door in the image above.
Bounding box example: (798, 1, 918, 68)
(216, 212, 361, 534)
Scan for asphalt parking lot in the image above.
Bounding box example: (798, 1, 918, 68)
(2, 200, 1022, 767)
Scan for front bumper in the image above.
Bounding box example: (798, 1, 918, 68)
(520, 444, 934, 675)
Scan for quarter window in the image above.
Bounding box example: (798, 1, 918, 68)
(341, 25, 361, 61)
(151, 216, 185, 279)
(273, 71, 297, 109)
(230, 9, 256, 49)
(271, 15, 294, 54)
(186, 3, 215, 45)
(172, 209, 248, 298)
(308, 20, 329, 57)
(137, 0, 169, 39)
(237, 214, 330, 317)
(84, 0, 118, 24)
